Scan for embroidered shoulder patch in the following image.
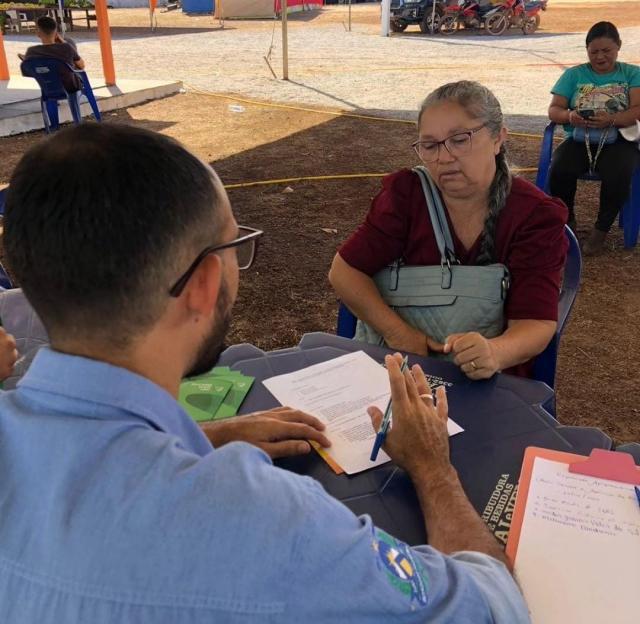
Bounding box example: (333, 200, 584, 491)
(372, 527, 429, 608)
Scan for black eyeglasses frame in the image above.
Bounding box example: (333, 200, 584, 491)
(168, 226, 263, 298)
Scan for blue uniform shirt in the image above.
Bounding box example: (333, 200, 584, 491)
(0, 348, 530, 623)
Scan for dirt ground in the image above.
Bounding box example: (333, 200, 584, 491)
(1, 2, 639, 444)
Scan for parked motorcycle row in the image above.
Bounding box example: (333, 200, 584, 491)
(390, 0, 548, 36)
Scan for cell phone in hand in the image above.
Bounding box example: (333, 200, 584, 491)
(579, 109, 595, 119)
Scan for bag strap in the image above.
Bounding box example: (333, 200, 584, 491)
(412, 166, 458, 265)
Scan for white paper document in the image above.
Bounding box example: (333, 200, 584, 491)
(262, 351, 463, 475)
(514, 458, 640, 624)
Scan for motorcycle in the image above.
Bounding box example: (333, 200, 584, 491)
(507, 0, 548, 35)
(439, 0, 513, 36)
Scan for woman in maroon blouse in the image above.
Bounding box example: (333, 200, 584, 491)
(329, 81, 568, 379)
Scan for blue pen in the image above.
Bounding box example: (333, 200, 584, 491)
(370, 355, 409, 462)
(635, 486, 640, 508)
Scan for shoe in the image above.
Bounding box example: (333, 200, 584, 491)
(582, 229, 607, 256)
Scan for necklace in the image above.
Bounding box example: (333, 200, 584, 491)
(584, 126, 611, 176)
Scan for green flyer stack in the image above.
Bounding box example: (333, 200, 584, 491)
(178, 367, 254, 423)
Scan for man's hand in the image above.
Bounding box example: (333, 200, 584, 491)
(368, 354, 451, 477)
(54, 33, 65, 44)
(444, 332, 500, 380)
(384, 323, 445, 357)
(0, 328, 18, 382)
(200, 407, 331, 459)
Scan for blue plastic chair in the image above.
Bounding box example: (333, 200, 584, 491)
(0, 188, 15, 289)
(530, 225, 581, 391)
(20, 57, 102, 133)
(535, 121, 640, 248)
(336, 226, 581, 393)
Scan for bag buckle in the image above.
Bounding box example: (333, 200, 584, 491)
(389, 262, 400, 291)
(440, 258, 452, 289)
(501, 273, 511, 300)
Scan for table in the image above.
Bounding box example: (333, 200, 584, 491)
(218, 332, 616, 546)
(47, 7, 97, 31)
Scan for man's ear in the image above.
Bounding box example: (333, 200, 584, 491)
(183, 254, 222, 319)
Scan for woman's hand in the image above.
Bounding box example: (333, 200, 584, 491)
(444, 332, 500, 380)
(568, 110, 588, 128)
(587, 110, 616, 129)
(384, 323, 445, 357)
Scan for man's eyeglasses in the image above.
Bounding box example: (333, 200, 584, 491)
(412, 124, 486, 163)
(169, 226, 263, 297)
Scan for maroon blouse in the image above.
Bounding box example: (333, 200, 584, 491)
(338, 170, 569, 377)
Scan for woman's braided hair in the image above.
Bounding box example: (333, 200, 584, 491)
(418, 80, 512, 265)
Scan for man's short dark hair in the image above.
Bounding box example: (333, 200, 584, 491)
(4, 123, 224, 346)
(36, 16, 58, 35)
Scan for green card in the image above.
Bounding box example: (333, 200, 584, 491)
(178, 378, 233, 423)
(211, 375, 254, 420)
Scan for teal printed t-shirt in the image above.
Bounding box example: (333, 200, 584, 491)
(551, 61, 640, 136)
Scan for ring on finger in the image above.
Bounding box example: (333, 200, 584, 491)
(470, 360, 478, 370)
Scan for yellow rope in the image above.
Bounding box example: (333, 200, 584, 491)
(224, 167, 538, 190)
(184, 85, 545, 140)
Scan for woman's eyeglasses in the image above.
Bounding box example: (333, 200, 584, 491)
(412, 124, 486, 163)
(169, 226, 263, 297)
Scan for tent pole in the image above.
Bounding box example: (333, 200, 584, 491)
(94, 0, 116, 85)
(430, 0, 437, 34)
(0, 31, 9, 81)
(282, 0, 288, 80)
(217, 0, 224, 28)
(381, 0, 390, 37)
(58, 0, 66, 35)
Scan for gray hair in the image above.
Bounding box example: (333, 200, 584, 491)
(418, 80, 512, 266)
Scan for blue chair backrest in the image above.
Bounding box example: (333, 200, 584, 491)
(336, 225, 581, 392)
(531, 225, 581, 390)
(336, 299, 358, 340)
(20, 57, 75, 100)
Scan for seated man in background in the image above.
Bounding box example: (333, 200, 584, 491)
(0, 124, 529, 623)
(19, 16, 85, 93)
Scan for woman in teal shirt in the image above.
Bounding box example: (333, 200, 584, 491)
(548, 21, 640, 255)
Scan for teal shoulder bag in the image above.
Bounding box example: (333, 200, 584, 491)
(354, 167, 510, 356)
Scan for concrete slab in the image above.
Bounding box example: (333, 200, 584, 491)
(0, 76, 182, 137)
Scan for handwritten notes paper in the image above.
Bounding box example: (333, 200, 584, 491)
(263, 351, 463, 475)
(514, 458, 640, 624)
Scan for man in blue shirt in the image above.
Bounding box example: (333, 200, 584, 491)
(0, 124, 529, 623)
